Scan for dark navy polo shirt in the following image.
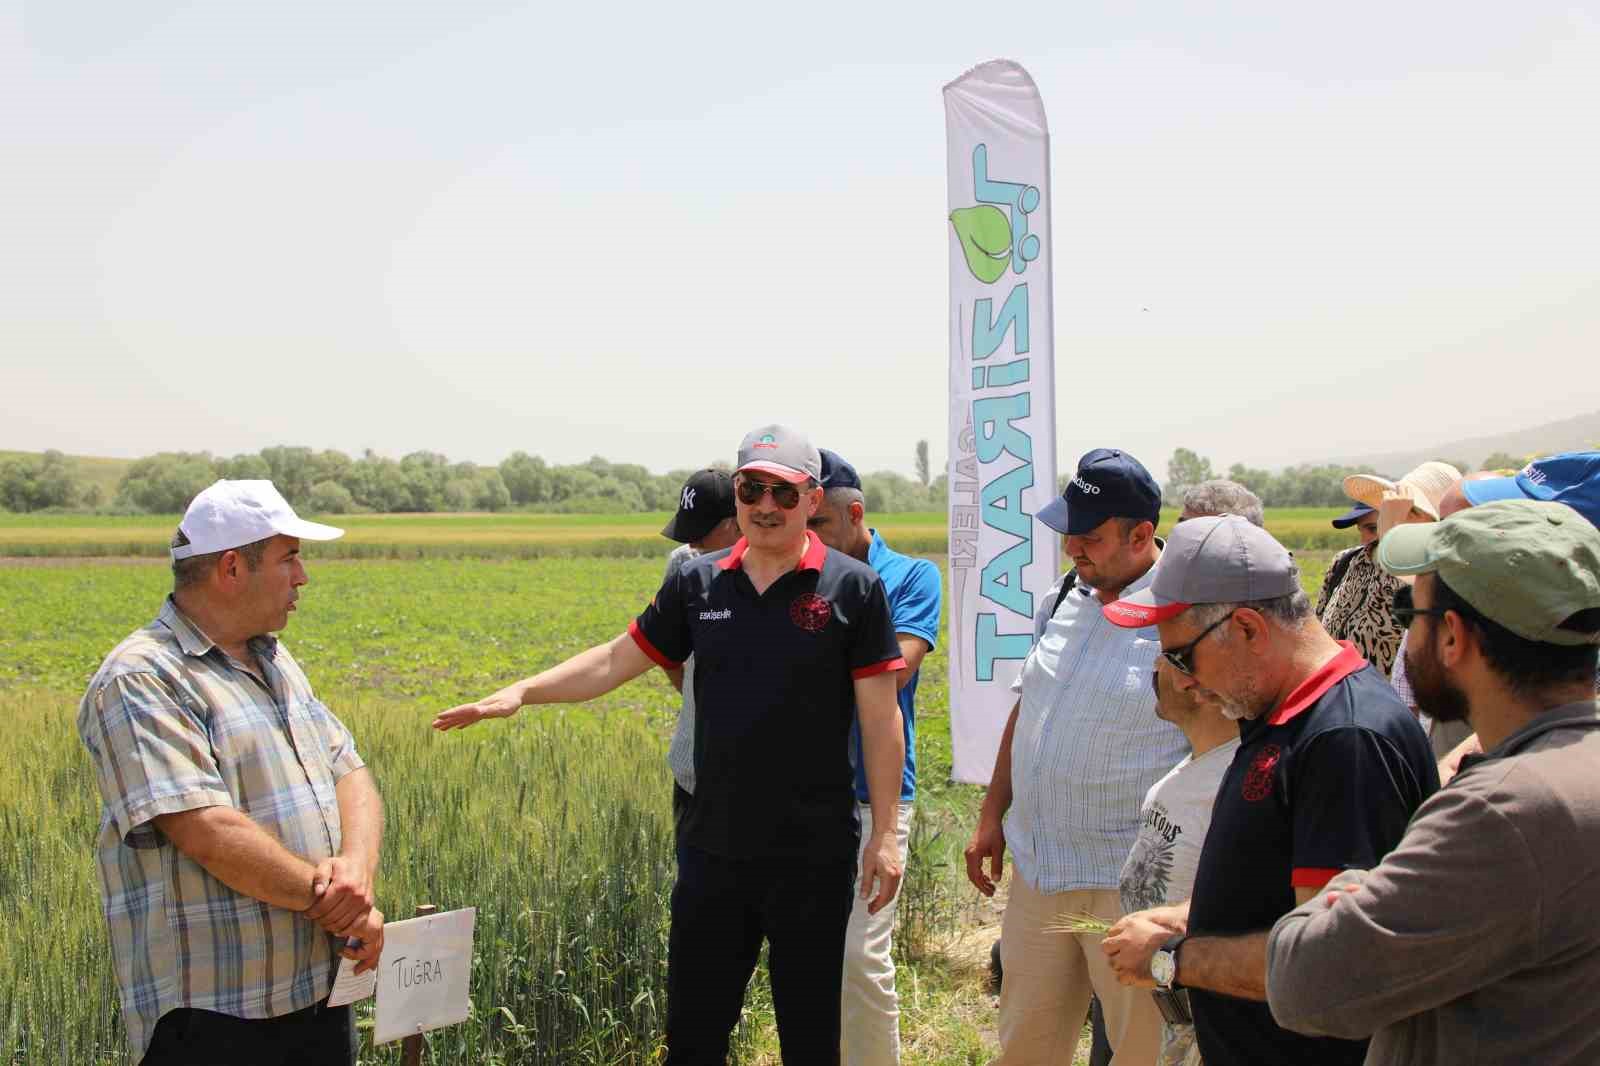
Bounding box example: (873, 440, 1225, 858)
(1188, 643, 1439, 1066)
(629, 530, 905, 863)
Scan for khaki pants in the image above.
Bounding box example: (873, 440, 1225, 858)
(992, 875, 1164, 1066)
(840, 803, 914, 1066)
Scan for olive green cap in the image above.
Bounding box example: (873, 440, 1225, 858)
(1376, 499, 1600, 646)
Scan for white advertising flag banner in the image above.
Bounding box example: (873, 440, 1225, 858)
(373, 907, 477, 1046)
(944, 61, 1059, 784)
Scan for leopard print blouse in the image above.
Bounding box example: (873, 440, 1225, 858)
(1315, 545, 1404, 677)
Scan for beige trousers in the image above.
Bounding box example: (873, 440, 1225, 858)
(992, 874, 1165, 1066)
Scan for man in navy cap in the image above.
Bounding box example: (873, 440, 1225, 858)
(808, 449, 941, 1066)
(1315, 496, 1404, 676)
(965, 448, 1183, 1065)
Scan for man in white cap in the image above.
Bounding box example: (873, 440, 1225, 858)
(1097, 516, 1436, 1066)
(435, 425, 907, 1066)
(77, 480, 384, 1066)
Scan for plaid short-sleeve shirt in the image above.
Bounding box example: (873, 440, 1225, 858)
(76, 598, 365, 1058)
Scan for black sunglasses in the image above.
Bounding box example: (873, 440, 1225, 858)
(734, 476, 804, 510)
(1391, 585, 1448, 629)
(1160, 610, 1237, 676)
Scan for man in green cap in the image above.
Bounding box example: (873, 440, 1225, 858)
(1264, 499, 1600, 1065)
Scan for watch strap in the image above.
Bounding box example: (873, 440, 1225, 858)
(1161, 933, 1188, 990)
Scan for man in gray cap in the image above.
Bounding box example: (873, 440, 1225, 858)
(1098, 515, 1436, 1066)
(436, 425, 908, 1066)
(1267, 499, 1600, 1065)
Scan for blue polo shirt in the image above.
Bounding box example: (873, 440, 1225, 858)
(850, 530, 941, 803)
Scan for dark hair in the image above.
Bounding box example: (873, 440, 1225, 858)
(171, 529, 271, 590)
(1433, 575, 1599, 695)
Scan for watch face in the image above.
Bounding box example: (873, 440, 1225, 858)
(1151, 950, 1174, 988)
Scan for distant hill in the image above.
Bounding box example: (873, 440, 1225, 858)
(0, 450, 131, 502)
(1331, 409, 1600, 476)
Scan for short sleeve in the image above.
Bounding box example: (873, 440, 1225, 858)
(892, 559, 941, 650)
(1288, 728, 1422, 887)
(79, 672, 233, 848)
(629, 564, 692, 669)
(308, 697, 366, 782)
(850, 575, 908, 680)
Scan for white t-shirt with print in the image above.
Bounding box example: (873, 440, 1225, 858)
(1119, 736, 1240, 1066)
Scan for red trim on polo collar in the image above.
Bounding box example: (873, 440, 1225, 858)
(1265, 642, 1367, 726)
(717, 530, 828, 572)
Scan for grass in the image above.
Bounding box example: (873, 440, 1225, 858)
(0, 536, 1333, 1064)
(0, 508, 1351, 559)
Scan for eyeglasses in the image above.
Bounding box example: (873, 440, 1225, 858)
(1391, 585, 1448, 629)
(1160, 610, 1237, 676)
(734, 476, 804, 510)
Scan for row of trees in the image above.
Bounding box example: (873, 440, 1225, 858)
(0, 445, 952, 515)
(1162, 448, 1533, 508)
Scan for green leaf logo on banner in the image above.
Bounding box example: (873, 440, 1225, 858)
(949, 205, 1011, 284)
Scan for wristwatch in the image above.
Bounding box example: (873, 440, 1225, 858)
(1150, 933, 1187, 991)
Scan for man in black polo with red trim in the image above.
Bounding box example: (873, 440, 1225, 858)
(434, 424, 907, 1066)
(1095, 515, 1437, 1065)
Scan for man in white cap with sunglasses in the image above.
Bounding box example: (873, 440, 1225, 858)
(78, 480, 383, 1066)
(1097, 515, 1436, 1066)
(435, 424, 907, 1066)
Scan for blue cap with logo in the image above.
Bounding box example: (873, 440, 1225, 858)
(819, 449, 862, 491)
(1331, 502, 1376, 529)
(1037, 448, 1162, 536)
(1461, 451, 1600, 529)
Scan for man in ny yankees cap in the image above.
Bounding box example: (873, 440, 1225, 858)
(967, 447, 1183, 1065)
(436, 425, 908, 1065)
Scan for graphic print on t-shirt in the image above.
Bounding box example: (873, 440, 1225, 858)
(1122, 800, 1179, 911)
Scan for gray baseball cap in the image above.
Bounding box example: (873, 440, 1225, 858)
(735, 424, 822, 485)
(1103, 514, 1298, 627)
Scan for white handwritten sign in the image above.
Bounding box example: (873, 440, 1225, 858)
(373, 907, 477, 1045)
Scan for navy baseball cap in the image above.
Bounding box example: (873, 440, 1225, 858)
(1461, 451, 1600, 529)
(662, 469, 735, 542)
(819, 449, 862, 491)
(1331, 502, 1376, 529)
(1038, 448, 1162, 536)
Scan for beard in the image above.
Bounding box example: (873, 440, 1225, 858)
(1405, 630, 1472, 724)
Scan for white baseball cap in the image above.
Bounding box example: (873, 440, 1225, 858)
(171, 479, 344, 560)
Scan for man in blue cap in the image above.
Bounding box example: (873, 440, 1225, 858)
(965, 448, 1183, 1066)
(807, 448, 941, 1066)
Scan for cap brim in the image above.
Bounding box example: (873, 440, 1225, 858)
(1375, 523, 1442, 576)
(279, 518, 344, 542)
(1330, 503, 1375, 529)
(1036, 496, 1073, 535)
(736, 461, 811, 484)
(661, 511, 715, 543)
(1459, 475, 1530, 507)
(1101, 588, 1190, 628)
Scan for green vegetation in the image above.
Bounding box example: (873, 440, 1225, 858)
(0, 532, 1333, 1064)
(0, 509, 1354, 560)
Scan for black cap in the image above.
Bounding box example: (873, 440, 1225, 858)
(662, 469, 735, 543)
(1037, 448, 1161, 535)
(819, 448, 862, 491)
(1330, 502, 1376, 529)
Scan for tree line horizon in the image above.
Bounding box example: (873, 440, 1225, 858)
(0, 444, 1536, 517)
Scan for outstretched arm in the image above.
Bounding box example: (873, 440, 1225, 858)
(433, 632, 658, 731)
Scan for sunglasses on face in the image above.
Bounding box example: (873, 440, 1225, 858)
(1391, 585, 1448, 629)
(734, 476, 804, 509)
(1160, 610, 1237, 676)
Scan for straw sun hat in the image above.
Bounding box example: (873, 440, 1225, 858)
(1342, 461, 1463, 521)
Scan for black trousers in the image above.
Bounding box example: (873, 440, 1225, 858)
(665, 842, 856, 1065)
(140, 1003, 355, 1066)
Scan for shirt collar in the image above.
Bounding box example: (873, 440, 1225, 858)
(867, 528, 889, 566)
(1459, 700, 1600, 773)
(1264, 641, 1368, 726)
(159, 595, 279, 660)
(717, 529, 828, 572)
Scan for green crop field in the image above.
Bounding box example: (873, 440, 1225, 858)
(0, 529, 1333, 1064)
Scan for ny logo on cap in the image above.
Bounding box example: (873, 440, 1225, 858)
(681, 487, 697, 511)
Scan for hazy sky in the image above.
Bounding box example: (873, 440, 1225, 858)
(6, 2, 1598, 478)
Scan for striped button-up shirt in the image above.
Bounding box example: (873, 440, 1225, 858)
(76, 598, 365, 1059)
(1006, 564, 1188, 894)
